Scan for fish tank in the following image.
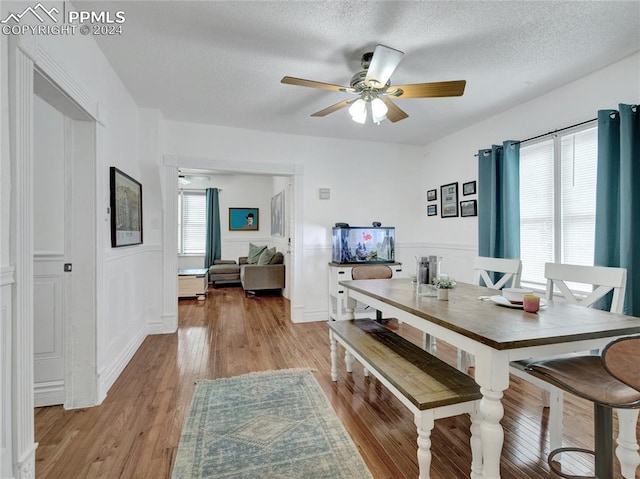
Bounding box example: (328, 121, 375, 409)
(332, 226, 395, 264)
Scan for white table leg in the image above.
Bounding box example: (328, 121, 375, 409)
(329, 330, 338, 381)
(415, 410, 435, 479)
(479, 387, 505, 479)
(548, 388, 564, 458)
(616, 408, 640, 479)
(469, 402, 484, 479)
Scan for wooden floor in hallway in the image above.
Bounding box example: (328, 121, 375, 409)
(35, 285, 635, 478)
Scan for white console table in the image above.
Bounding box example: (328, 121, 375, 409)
(327, 262, 402, 321)
(178, 268, 208, 300)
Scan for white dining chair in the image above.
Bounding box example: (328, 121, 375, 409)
(511, 262, 638, 478)
(457, 257, 522, 371)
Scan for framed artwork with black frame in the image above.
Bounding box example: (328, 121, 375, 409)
(440, 182, 459, 218)
(463, 180, 477, 196)
(229, 207, 259, 231)
(110, 167, 143, 247)
(427, 204, 437, 216)
(460, 199, 478, 217)
(427, 189, 437, 201)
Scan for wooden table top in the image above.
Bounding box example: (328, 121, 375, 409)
(339, 278, 640, 350)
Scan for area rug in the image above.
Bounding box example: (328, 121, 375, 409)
(172, 368, 373, 479)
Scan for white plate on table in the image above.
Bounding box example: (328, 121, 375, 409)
(489, 295, 547, 309)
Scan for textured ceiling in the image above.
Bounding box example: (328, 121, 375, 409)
(81, 1, 640, 146)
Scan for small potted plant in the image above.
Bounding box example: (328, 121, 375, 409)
(433, 276, 454, 301)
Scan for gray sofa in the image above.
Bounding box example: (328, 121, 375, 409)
(239, 252, 285, 294)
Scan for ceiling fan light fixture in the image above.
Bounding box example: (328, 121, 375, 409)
(349, 98, 367, 124)
(371, 98, 388, 124)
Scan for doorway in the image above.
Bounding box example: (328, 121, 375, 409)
(32, 70, 97, 408)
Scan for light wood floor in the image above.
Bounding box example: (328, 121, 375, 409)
(35, 286, 634, 478)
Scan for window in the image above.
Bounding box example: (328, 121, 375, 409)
(519, 125, 598, 288)
(178, 190, 206, 255)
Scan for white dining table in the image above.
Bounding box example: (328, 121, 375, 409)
(339, 278, 640, 479)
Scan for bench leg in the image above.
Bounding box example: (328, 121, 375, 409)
(414, 411, 435, 479)
(345, 350, 354, 373)
(329, 330, 338, 381)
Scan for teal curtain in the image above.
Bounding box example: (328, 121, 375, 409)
(478, 140, 521, 262)
(204, 188, 221, 268)
(594, 104, 640, 315)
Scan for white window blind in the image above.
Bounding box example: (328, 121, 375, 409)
(520, 125, 598, 288)
(178, 190, 206, 255)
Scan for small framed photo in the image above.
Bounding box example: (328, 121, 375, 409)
(427, 204, 437, 216)
(427, 189, 437, 202)
(460, 199, 478, 217)
(229, 208, 259, 231)
(440, 182, 459, 218)
(463, 181, 476, 196)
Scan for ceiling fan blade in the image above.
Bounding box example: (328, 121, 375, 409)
(310, 99, 354, 117)
(389, 80, 466, 99)
(381, 97, 408, 123)
(281, 76, 354, 92)
(365, 44, 404, 88)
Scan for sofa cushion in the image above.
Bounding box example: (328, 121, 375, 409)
(209, 263, 240, 275)
(248, 243, 267, 264)
(270, 252, 284, 265)
(257, 247, 277, 265)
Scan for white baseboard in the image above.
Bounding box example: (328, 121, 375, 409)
(299, 308, 328, 323)
(148, 313, 177, 334)
(34, 380, 64, 407)
(97, 325, 147, 401)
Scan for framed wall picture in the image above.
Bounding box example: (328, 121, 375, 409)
(440, 182, 459, 218)
(427, 204, 437, 216)
(229, 208, 259, 231)
(463, 180, 477, 196)
(427, 189, 437, 201)
(271, 190, 285, 236)
(110, 167, 143, 247)
(460, 199, 478, 217)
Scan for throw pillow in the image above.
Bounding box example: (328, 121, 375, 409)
(257, 247, 277, 265)
(248, 243, 267, 264)
(269, 252, 284, 264)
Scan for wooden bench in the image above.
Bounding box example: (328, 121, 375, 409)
(328, 319, 483, 479)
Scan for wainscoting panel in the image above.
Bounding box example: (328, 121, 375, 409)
(33, 254, 65, 407)
(98, 246, 162, 400)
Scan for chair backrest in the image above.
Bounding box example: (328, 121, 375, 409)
(543, 262, 627, 314)
(473, 257, 522, 290)
(351, 265, 393, 280)
(602, 336, 640, 392)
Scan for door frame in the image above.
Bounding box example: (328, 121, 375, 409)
(160, 155, 304, 332)
(8, 35, 102, 475)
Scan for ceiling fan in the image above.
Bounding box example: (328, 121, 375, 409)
(281, 44, 466, 124)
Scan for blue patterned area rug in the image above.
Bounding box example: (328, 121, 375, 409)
(172, 368, 373, 479)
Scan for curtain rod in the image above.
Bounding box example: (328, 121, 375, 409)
(474, 117, 598, 157)
(179, 187, 223, 192)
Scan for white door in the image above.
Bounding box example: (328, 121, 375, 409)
(33, 95, 66, 406)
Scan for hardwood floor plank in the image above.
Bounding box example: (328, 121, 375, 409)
(34, 286, 635, 478)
